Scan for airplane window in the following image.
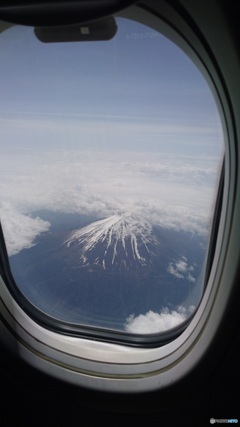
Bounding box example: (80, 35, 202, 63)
(0, 16, 224, 341)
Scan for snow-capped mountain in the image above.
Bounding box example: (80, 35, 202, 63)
(10, 210, 205, 328)
(64, 212, 161, 271)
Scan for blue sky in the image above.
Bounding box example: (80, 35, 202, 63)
(0, 17, 222, 149)
(0, 16, 224, 255)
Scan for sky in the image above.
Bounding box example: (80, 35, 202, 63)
(0, 16, 223, 256)
(0, 16, 224, 333)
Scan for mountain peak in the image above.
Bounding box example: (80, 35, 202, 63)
(65, 212, 160, 271)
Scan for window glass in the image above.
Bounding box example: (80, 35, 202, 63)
(0, 17, 224, 334)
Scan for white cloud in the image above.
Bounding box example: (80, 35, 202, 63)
(0, 202, 50, 255)
(125, 305, 195, 334)
(167, 257, 196, 282)
(175, 259, 188, 272)
(0, 115, 222, 254)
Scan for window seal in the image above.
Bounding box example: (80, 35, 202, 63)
(204, 158, 225, 288)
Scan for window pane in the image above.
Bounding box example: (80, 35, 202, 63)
(0, 17, 224, 334)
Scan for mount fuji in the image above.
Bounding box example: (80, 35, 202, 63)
(64, 212, 161, 272)
(9, 210, 206, 329)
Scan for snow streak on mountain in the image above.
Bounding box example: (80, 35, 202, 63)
(65, 212, 161, 271)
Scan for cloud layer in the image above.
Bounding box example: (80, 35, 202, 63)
(125, 305, 195, 334)
(0, 202, 50, 256)
(0, 126, 222, 256)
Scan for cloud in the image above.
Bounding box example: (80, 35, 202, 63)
(0, 148, 220, 212)
(0, 202, 50, 256)
(0, 115, 222, 255)
(125, 305, 195, 334)
(167, 256, 196, 282)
